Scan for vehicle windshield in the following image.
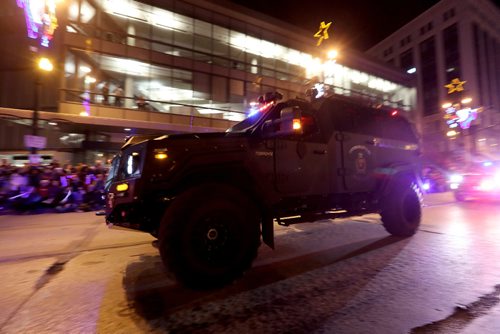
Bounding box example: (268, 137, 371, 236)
(105, 154, 120, 191)
(227, 109, 268, 133)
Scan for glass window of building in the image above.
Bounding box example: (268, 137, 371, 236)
(399, 49, 414, 73)
(443, 23, 461, 82)
(58, 0, 414, 123)
(419, 36, 439, 116)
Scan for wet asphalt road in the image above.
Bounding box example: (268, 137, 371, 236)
(1, 193, 500, 333)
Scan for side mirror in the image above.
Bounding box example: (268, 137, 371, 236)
(262, 119, 276, 136)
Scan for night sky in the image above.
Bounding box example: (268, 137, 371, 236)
(228, 0, 500, 51)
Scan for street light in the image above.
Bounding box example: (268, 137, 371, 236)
(32, 56, 53, 154)
(461, 97, 473, 104)
(327, 49, 338, 60)
(38, 57, 54, 72)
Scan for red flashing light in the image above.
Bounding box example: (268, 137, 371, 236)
(391, 110, 398, 116)
(259, 101, 274, 112)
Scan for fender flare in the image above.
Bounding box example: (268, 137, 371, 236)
(376, 163, 423, 197)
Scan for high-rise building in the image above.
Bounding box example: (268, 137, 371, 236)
(367, 0, 500, 165)
(1, 0, 415, 165)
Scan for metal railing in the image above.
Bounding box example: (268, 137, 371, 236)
(60, 88, 247, 119)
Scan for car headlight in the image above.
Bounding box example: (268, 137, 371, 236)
(495, 171, 500, 186)
(478, 179, 495, 191)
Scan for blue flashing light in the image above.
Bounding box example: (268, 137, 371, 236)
(247, 101, 274, 118)
(247, 108, 260, 118)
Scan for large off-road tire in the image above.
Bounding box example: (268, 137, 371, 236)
(380, 177, 422, 237)
(158, 183, 261, 289)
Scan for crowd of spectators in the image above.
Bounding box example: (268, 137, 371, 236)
(0, 160, 108, 214)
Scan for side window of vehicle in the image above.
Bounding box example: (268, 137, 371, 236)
(394, 118, 419, 143)
(378, 116, 419, 143)
(329, 101, 355, 132)
(331, 102, 381, 137)
(351, 107, 380, 137)
(326, 99, 418, 142)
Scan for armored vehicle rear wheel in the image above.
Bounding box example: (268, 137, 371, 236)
(380, 177, 422, 237)
(158, 183, 261, 289)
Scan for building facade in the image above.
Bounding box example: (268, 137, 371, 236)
(367, 0, 500, 165)
(0, 0, 415, 165)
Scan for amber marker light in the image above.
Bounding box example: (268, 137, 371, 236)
(293, 119, 302, 131)
(155, 152, 168, 160)
(116, 183, 129, 192)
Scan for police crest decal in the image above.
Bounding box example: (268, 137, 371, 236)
(348, 145, 372, 180)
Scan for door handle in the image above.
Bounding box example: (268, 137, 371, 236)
(313, 149, 326, 155)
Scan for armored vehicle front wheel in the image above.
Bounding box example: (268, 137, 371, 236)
(158, 183, 261, 289)
(380, 177, 422, 237)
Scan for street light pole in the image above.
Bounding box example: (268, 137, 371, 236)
(30, 57, 53, 156)
(33, 73, 40, 138)
(31, 69, 40, 155)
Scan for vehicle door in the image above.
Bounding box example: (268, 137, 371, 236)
(327, 101, 378, 192)
(273, 106, 329, 196)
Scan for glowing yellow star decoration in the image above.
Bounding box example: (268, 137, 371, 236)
(314, 21, 332, 46)
(445, 78, 467, 94)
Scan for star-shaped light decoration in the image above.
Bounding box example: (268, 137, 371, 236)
(314, 21, 332, 46)
(445, 78, 466, 94)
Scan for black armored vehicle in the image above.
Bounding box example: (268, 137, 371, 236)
(105, 89, 422, 289)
